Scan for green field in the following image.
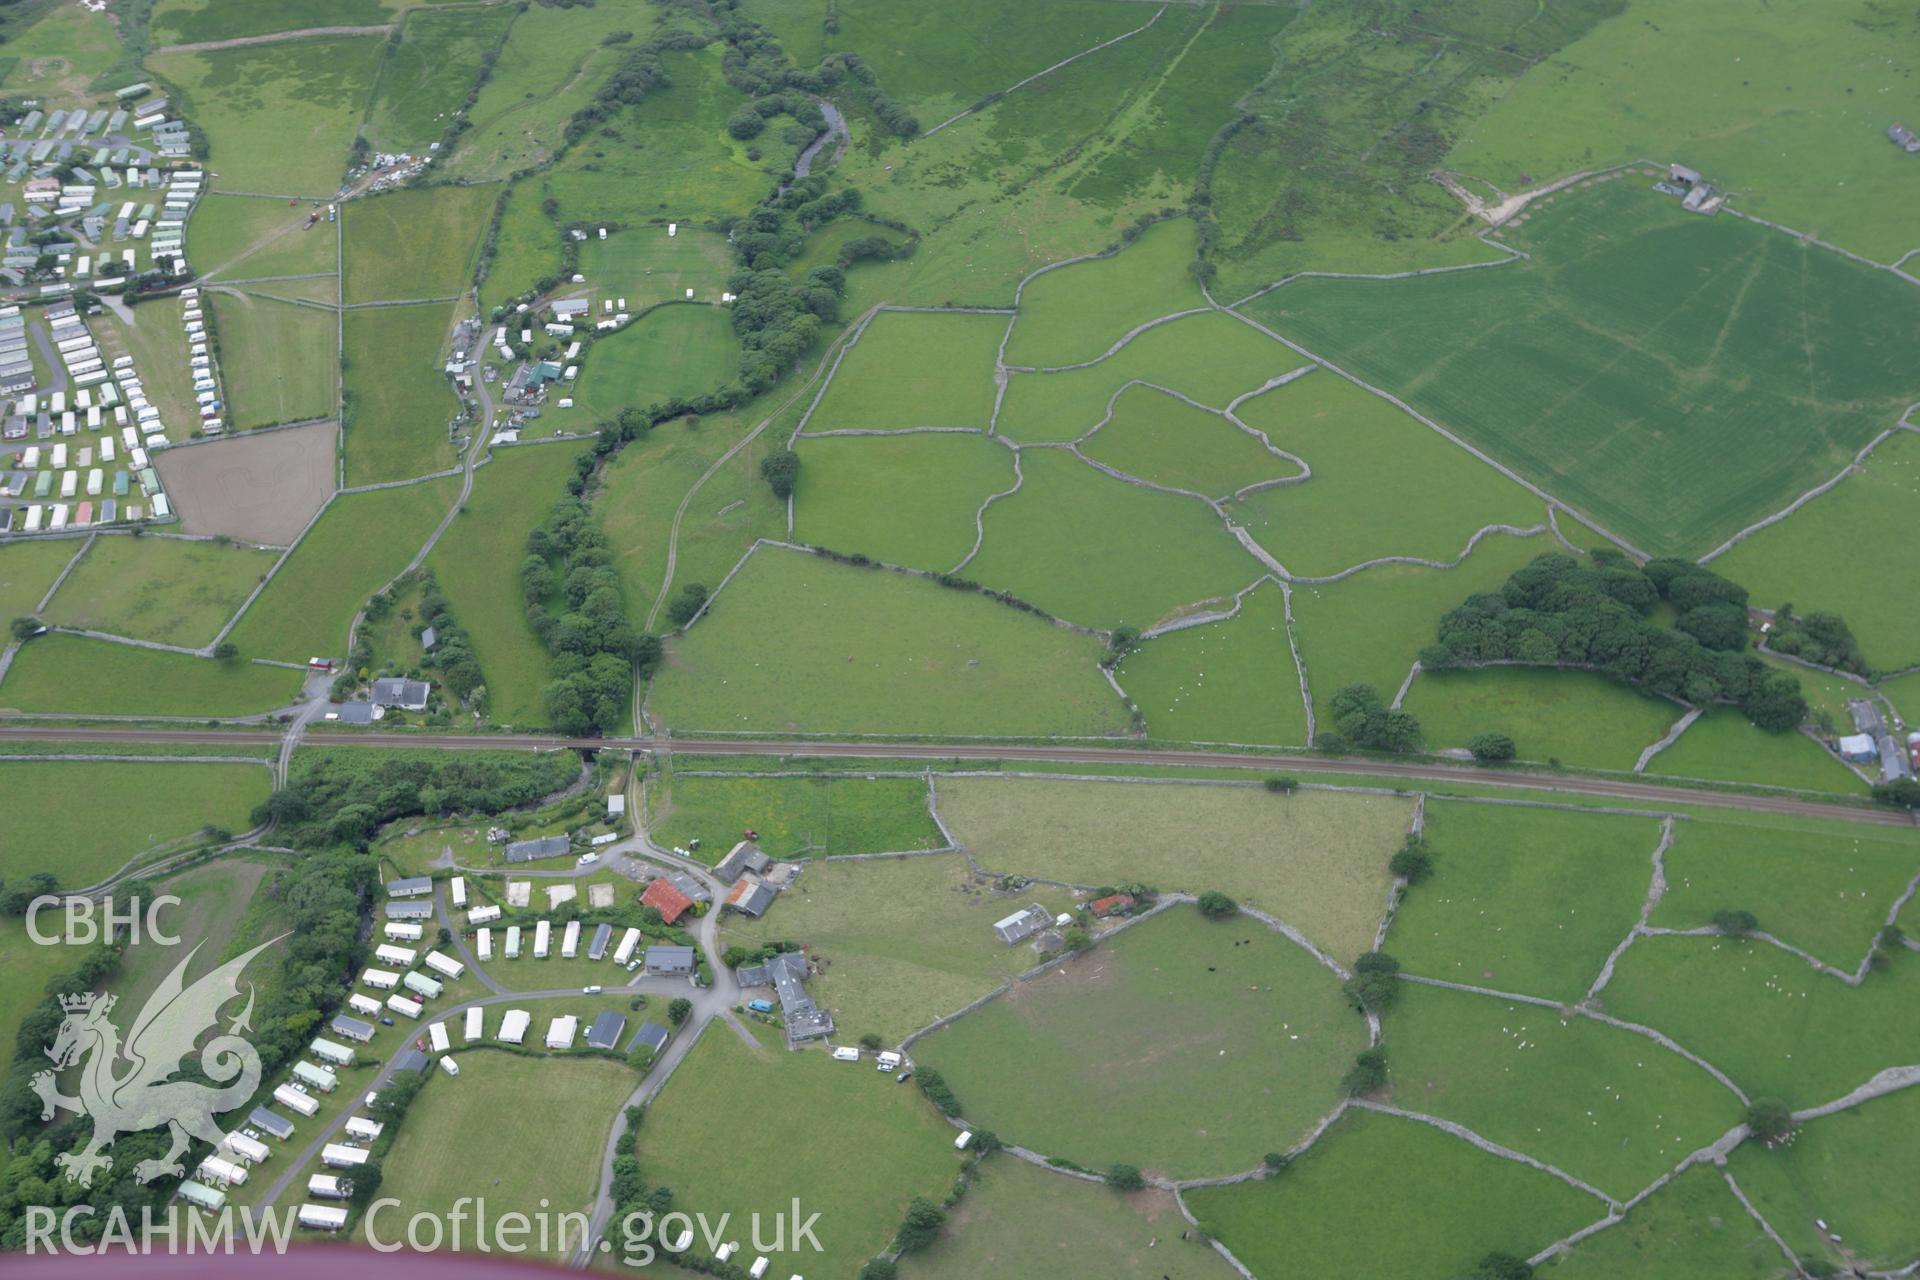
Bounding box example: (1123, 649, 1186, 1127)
(917, 908, 1363, 1178)
(636, 1021, 960, 1278)
(428, 441, 591, 727)
(1229, 371, 1545, 577)
(1187, 1108, 1602, 1280)
(649, 545, 1130, 738)
(227, 477, 458, 661)
(0, 759, 271, 885)
(1390, 800, 1662, 1003)
(652, 771, 941, 859)
(0, 633, 301, 717)
(210, 292, 337, 429)
(475, 178, 556, 312)
(1005, 220, 1206, 369)
(363, 3, 518, 153)
(152, 0, 395, 44)
(1648, 817, 1920, 971)
(577, 225, 734, 314)
(363, 1049, 638, 1259)
(1646, 710, 1867, 797)
(1711, 429, 1920, 673)
(935, 776, 1409, 962)
(1246, 181, 1920, 555)
(342, 301, 461, 485)
(570, 305, 741, 423)
(344, 184, 498, 304)
(966, 448, 1257, 630)
(0, 3, 120, 97)
(720, 853, 1079, 1045)
(897, 1152, 1238, 1280)
(1117, 580, 1308, 746)
(94, 299, 199, 436)
(1541, 1166, 1780, 1279)
(1387, 982, 1745, 1201)
(0, 537, 83, 627)
(1081, 383, 1300, 499)
(151, 36, 387, 195)
(41, 535, 276, 648)
(189, 195, 339, 281)
(792, 432, 1015, 573)
(1402, 667, 1683, 772)
(805, 309, 1006, 432)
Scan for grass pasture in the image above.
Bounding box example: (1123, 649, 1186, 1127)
(1402, 666, 1683, 772)
(1646, 710, 1867, 796)
(342, 301, 460, 485)
(652, 771, 943, 860)
(190, 195, 339, 281)
(151, 36, 387, 196)
(475, 178, 556, 313)
(1247, 181, 1920, 555)
(343, 184, 498, 304)
(934, 776, 1409, 962)
(1541, 1166, 1780, 1279)
(719, 854, 1079, 1045)
(792, 432, 1015, 573)
(0, 759, 271, 885)
(0, 537, 83, 627)
(649, 545, 1129, 739)
(151, 0, 394, 45)
(363, 3, 518, 153)
(1117, 580, 1308, 746)
(1080, 382, 1300, 499)
(569, 305, 741, 423)
(210, 292, 337, 429)
(914, 909, 1364, 1178)
(1004, 219, 1205, 369)
(0, 2, 119, 98)
(806, 309, 1006, 432)
(636, 1021, 960, 1278)
(1186, 1108, 1601, 1280)
(577, 224, 734, 313)
(965, 448, 1257, 631)
(1390, 800, 1663, 1003)
(42, 535, 276, 648)
(0, 633, 301, 717)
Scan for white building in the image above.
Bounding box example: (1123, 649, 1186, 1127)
(450, 876, 468, 908)
(383, 922, 424, 942)
(546, 1015, 578, 1050)
(361, 968, 400, 990)
(402, 971, 443, 1000)
(222, 1133, 270, 1165)
(309, 1038, 355, 1067)
(320, 1144, 369, 1169)
(344, 1116, 384, 1142)
(423, 950, 464, 980)
(298, 1204, 349, 1232)
(505, 925, 521, 958)
(477, 927, 493, 960)
(273, 1085, 319, 1117)
(498, 1009, 531, 1045)
(386, 994, 423, 1020)
(427, 1021, 450, 1053)
(612, 927, 642, 966)
(463, 1006, 484, 1042)
(561, 920, 580, 959)
(292, 1061, 336, 1093)
(374, 944, 417, 968)
(533, 919, 551, 959)
(468, 904, 503, 926)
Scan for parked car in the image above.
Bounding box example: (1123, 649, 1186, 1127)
(583, 985, 601, 994)
(896, 1070, 913, 1083)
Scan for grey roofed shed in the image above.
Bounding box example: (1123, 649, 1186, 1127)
(727, 881, 776, 918)
(248, 1107, 294, 1140)
(714, 841, 770, 884)
(666, 871, 710, 903)
(332, 701, 375, 725)
(504, 834, 571, 863)
(585, 1011, 626, 1050)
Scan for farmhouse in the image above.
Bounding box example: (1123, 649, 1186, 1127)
(768, 951, 832, 1045)
(993, 904, 1053, 945)
(641, 877, 697, 924)
(645, 945, 697, 976)
(715, 841, 770, 883)
(505, 834, 571, 863)
(585, 1011, 627, 1050)
(330, 1015, 376, 1043)
(370, 678, 431, 712)
(385, 876, 432, 899)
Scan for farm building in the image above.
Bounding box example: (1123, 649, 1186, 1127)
(561, 919, 581, 959)
(613, 927, 642, 966)
(641, 877, 696, 924)
(464, 1007, 485, 1041)
(589, 922, 612, 960)
(1090, 893, 1135, 917)
(370, 677, 430, 711)
(223, 1133, 271, 1165)
(332, 1014, 376, 1042)
(764, 951, 832, 1045)
(403, 972, 443, 1000)
(344, 1116, 384, 1142)
(1839, 733, 1878, 763)
(298, 1204, 349, 1232)
(667, 871, 711, 904)
(177, 1181, 227, 1212)
(385, 875, 432, 899)
(307, 1175, 350, 1201)
(993, 904, 1053, 945)
(309, 1037, 356, 1066)
(321, 1144, 370, 1169)
(292, 1061, 337, 1093)
(498, 1009, 532, 1045)
(627, 1022, 670, 1057)
(546, 1015, 579, 1050)
(715, 841, 770, 883)
(725, 876, 776, 918)
(506, 834, 571, 863)
(424, 950, 465, 980)
(273, 1085, 319, 1117)
(469, 904, 503, 925)
(249, 1108, 295, 1141)
(585, 1011, 627, 1051)
(645, 945, 696, 976)
(384, 901, 433, 921)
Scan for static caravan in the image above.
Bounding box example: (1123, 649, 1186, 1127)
(223, 1132, 271, 1165)
(347, 993, 382, 1017)
(306, 1175, 349, 1201)
(196, 1155, 248, 1187)
(299, 1204, 350, 1232)
(504, 925, 521, 958)
(343, 1116, 384, 1142)
(309, 1038, 355, 1068)
(373, 944, 416, 968)
(545, 1016, 578, 1050)
(561, 920, 580, 959)
(383, 922, 424, 942)
(476, 928, 493, 961)
(612, 928, 642, 967)
(360, 967, 400, 990)
(402, 971, 442, 1000)
(177, 1181, 227, 1212)
(498, 1009, 531, 1045)
(463, 1007, 484, 1042)
(386, 994, 423, 1020)
(423, 950, 464, 980)
(151, 493, 170, 519)
(467, 904, 502, 926)
(427, 1021, 450, 1053)
(86, 468, 102, 495)
(272, 1085, 319, 1117)
(320, 1144, 369, 1170)
(59, 470, 76, 498)
(450, 876, 467, 909)
(533, 920, 551, 959)
(49, 504, 69, 530)
(21, 505, 43, 532)
(291, 1061, 336, 1094)
(439, 1056, 460, 1078)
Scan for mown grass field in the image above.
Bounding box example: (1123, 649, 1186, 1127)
(428, 441, 591, 727)
(475, 178, 555, 312)
(151, 36, 387, 195)
(1646, 710, 1866, 797)
(210, 292, 337, 429)
(0, 2, 119, 97)
(0, 634, 301, 717)
(917, 908, 1362, 1179)
(1117, 580, 1308, 746)
(652, 770, 942, 859)
(41, 535, 276, 648)
(342, 301, 460, 485)
(636, 1021, 961, 1279)
(359, 1049, 637, 1259)
(1005, 219, 1205, 369)
(1712, 429, 1920, 673)
(792, 432, 1014, 573)
(1387, 982, 1744, 1201)
(151, 0, 394, 44)
(1229, 371, 1545, 577)
(1187, 1108, 1601, 1279)
(1248, 181, 1920, 555)
(1601, 938, 1920, 1108)
(106, 856, 278, 1019)
(806, 309, 1006, 432)
(577, 224, 734, 313)
(343, 184, 498, 304)
(570, 305, 741, 423)
(1648, 817, 1919, 970)
(227, 477, 458, 661)
(996, 310, 1292, 444)
(94, 299, 197, 436)
(966, 448, 1256, 631)
(0, 537, 82, 626)
(0, 759, 271, 884)
(1402, 667, 1683, 772)
(1081, 383, 1299, 498)
(935, 776, 1408, 962)
(190, 194, 339, 281)
(899, 1152, 1237, 1280)
(720, 853, 1079, 1045)
(1390, 799, 1662, 1003)
(1541, 1165, 1779, 1279)
(649, 545, 1130, 738)
(363, 3, 518, 153)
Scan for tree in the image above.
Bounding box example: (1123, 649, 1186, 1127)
(858, 1032, 883, 1051)
(1875, 778, 1920, 809)
(1743, 672, 1808, 731)
(666, 997, 692, 1026)
(860, 1260, 898, 1280)
(1105, 1163, 1145, 1190)
(666, 582, 709, 627)
(1195, 891, 1237, 920)
(1745, 1097, 1795, 1142)
(1341, 1047, 1388, 1094)
(1329, 683, 1423, 753)
(1711, 908, 1758, 936)
(1061, 925, 1092, 952)
(726, 106, 766, 139)
(10, 615, 43, 642)
(1263, 776, 1299, 793)
(1467, 732, 1516, 764)
(1468, 1253, 1534, 1280)
(894, 1196, 946, 1251)
(1344, 951, 1401, 1013)
(212, 641, 239, 663)
(1263, 1151, 1291, 1171)
(1102, 625, 1140, 669)
(760, 448, 799, 499)
(1388, 835, 1433, 885)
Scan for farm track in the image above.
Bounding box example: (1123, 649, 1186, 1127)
(152, 25, 396, 56)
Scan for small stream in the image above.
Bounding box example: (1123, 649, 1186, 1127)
(792, 97, 848, 180)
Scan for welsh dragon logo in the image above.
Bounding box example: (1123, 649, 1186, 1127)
(32, 937, 283, 1188)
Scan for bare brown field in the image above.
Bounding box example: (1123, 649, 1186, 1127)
(153, 421, 338, 543)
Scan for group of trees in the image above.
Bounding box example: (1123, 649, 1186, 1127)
(729, 261, 846, 392)
(1765, 605, 1868, 676)
(256, 750, 580, 849)
(523, 498, 663, 735)
(1423, 552, 1810, 732)
(563, 27, 708, 145)
(1318, 683, 1423, 754)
